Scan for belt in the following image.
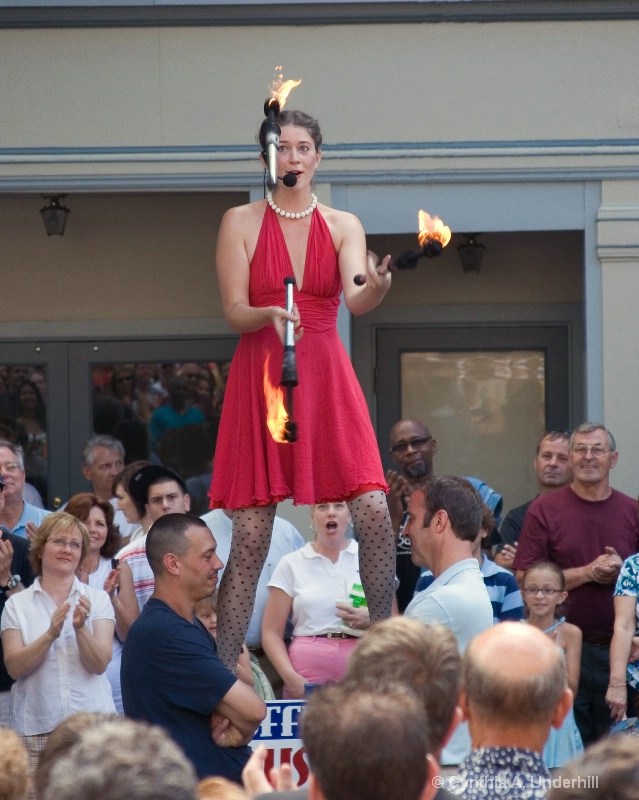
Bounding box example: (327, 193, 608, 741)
(582, 634, 612, 647)
(315, 632, 359, 640)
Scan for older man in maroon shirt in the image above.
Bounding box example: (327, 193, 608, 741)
(513, 422, 639, 746)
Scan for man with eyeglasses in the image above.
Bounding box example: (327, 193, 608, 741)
(0, 473, 35, 725)
(0, 440, 51, 538)
(494, 430, 573, 570)
(513, 422, 639, 746)
(386, 419, 437, 611)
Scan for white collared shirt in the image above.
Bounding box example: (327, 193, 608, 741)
(1, 576, 116, 734)
(267, 540, 362, 637)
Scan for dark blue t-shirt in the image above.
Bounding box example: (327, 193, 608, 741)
(121, 598, 250, 781)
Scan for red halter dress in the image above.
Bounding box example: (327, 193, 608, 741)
(209, 205, 386, 509)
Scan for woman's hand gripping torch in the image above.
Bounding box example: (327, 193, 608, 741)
(281, 277, 298, 443)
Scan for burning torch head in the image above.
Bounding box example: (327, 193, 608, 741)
(418, 211, 451, 256)
(259, 68, 303, 189)
(264, 98, 281, 118)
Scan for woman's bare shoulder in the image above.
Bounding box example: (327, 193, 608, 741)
(319, 204, 361, 228)
(222, 199, 267, 228)
(318, 205, 363, 248)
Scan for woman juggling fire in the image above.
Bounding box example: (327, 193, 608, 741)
(209, 108, 395, 668)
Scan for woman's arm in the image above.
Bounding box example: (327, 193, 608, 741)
(1, 602, 69, 679)
(216, 206, 297, 337)
(261, 588, 306, 699)
(104, 562, 139, 641)
(334, 212, 392, 316)
(236, 644, 255, 686)
(73, 595, 115, 675)
(606, 594, 637, 722)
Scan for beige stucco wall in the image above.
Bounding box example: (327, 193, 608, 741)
(0, 192, 244, 322)
(0, 19, 637, 179)
(369, 231, 583, 306)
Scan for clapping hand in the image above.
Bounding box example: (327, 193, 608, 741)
(49, 602, 70, 639)
(0, 538, 14, 587)
(72, 595, 91, 630)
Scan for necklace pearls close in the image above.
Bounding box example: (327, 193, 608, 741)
(267, 191, 317, 219)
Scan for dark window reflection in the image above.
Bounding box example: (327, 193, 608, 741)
(0, 365, 48, 506)
(91, 361, 230, 515)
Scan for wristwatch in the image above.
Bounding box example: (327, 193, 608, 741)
(0, 575, 21, 593)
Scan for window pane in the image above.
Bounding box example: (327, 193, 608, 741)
(0, 364, 49, 506)
(91, 360, 231, 515)
(401, 351, 545, 511)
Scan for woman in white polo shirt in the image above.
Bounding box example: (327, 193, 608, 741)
(262, 502, 371, 699)
(1, 512, 115, 767)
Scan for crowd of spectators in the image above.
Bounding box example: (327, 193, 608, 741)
(0, 418, 637, 799)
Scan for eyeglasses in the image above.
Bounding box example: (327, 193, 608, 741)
(0, 462, 21, 474)
(523, 586, 562, 597)
(571, 446, 610, 458)
(47, 538, 83, 551)
(390, 436, 433, 455)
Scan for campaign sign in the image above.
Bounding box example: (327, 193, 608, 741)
(250, 700, 310, 786)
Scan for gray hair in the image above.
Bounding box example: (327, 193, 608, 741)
(43, 719, 197, 800)
(570, 422, 616, 453)
(0, 440, 25, 471)
(81, 435, 125, 467)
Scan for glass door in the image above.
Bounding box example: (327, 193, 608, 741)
(376, 325, 571, 513)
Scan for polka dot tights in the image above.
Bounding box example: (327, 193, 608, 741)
(216, 505, 276, 669)
(347, 491, 396, 623)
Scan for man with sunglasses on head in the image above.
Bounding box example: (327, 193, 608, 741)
(386, 419, 437, 611)
(514, 422, 639, 746)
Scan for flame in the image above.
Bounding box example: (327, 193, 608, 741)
(269, 66, 302, 109)
(417, 210, 452, 248)
(263, 356, 289, 443)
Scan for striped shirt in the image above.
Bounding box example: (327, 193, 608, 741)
(117, 534, 154, 612)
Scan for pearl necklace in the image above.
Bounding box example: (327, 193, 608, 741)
(267, 191, 317, 219)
